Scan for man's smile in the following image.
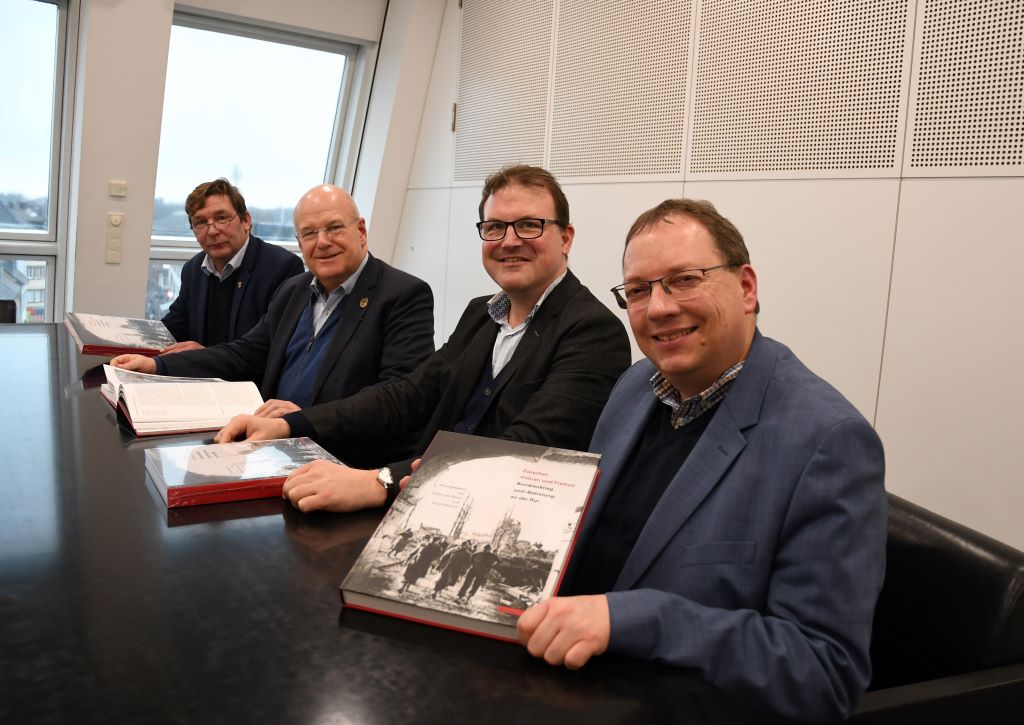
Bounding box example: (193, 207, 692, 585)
(653, 326, 697, 342)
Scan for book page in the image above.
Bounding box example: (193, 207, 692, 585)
(122, 381, 263, 424)
(103, 364, 223, 389)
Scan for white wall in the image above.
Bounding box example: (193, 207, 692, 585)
(392, 0, 1024, 550)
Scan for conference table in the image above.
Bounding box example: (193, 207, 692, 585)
(0, 323, 994, 724)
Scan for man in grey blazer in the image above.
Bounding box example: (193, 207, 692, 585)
(215, 165, 631, 502)
(517, 199, 887, 722)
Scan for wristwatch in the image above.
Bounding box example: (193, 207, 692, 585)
(376, 466, 396, 502)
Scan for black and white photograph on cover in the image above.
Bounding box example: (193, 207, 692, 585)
(66, 312, 175, 349)
(343, 432, 600, 631)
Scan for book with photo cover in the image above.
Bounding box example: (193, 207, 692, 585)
(144, 437, 344, 508)
(340, 431, 601, 642)
(64, 312, 176, 356)
(104, 364, 264, 437)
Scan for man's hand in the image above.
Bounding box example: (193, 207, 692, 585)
(398, 458, 422, 489)
(214, 414, 290, 443)
(160, 341, 205, 354)
(110, 354, 157, 373)
(517, 595, 610, 670)
(282, 462, 387, 512)
(253, 399, 301, 418)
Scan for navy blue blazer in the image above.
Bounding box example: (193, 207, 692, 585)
(579, 331, 887, 721)
(161, 235, 304, 344)
(160, 254, 435, 406)
(161, 253, 434, 401)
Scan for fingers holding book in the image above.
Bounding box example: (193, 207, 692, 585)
(282, 462, 385, 513)
(215, 414, 290, 444)
(517, 595, 610, 670)
(110, 354, 157, 373)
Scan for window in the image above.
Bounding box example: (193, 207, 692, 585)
(0, 257, 52, 322)
(0, 0, 59, 237)
(145, 259, 185, 321)
(0, 1, 73, 324)
(151, 14, 357, 244)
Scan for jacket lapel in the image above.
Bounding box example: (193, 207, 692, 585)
(310, 256, 381, 400)
(227, 237, 259, 340)
(192, 270, 209, 343)
(613, 330, 774, 590)
(486, 271, 580, 395)
(263, 274, 313, 391)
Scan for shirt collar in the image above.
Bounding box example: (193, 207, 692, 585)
(309, 250, 370, 302)
(487, 271, 567, 328)
(201, 236, 250, 280)
(650, 360, 745, 429)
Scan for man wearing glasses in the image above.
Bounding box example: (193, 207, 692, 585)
(215, 165, 631, 499)
(160, 178, 304, 351)
(516, 199, 886, 721)
(113, 184, 435, 420)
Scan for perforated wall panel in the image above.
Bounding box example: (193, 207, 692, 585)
(689, 0, 911, 174)
(549, 0, 692, 178)
(908, 0, 1024, 170)
(453, 0, 553, 183)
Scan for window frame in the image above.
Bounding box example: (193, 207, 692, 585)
(0, 0, 79, 323)
(149, 10, 363, 257)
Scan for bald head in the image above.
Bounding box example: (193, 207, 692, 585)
(293, 184, 368, 293)
(294, 184, 359, 226)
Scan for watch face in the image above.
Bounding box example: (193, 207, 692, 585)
(378, 467, 393, 487)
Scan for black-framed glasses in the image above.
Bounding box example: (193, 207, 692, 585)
(191, 213, 237, 234)
(476, 218, 562, 241)
(295, 218, 358, 244)
(611, 264, 738, 309)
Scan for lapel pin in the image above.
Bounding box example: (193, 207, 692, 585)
(359, 297, 369, 309)
(237, 280, 244, 289)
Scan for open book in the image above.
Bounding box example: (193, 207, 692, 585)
(145, 437, 343, 508)
(341, 431, 601, 642)
(103, 364, 264, 436)
(65, 312, 176, 356)
(100, 365, 225, 407)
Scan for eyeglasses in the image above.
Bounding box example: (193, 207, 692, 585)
(476, 218, 562, 241)
(295, 219, 358, 244)
(191, 213, 237, 235)
(611, 264, 738, 309)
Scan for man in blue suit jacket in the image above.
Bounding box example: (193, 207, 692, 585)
(160, 178, 304, 350)
(518, 199, 887, 722)
(113, 185, 434, 432)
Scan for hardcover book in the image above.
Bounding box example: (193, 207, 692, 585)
(144, 437, 343, 508)
(340, 431, 601, 642)
(104, 364, 264, 437)
(100, 364, 225, 408)
(64, 312, 176, 356)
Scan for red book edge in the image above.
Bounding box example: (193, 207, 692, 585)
(165, 478, 285, 508)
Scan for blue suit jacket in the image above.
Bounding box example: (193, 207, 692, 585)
(161, 235, 304, 344)
(160, 254, 434, 408)
(577, 331, 886, 721)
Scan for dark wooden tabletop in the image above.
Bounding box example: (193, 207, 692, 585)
(1, 324, 783, 725)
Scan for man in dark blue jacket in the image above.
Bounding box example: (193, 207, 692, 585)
(160, 178, 304, 351)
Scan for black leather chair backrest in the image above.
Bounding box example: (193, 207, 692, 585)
(869, 493, 1024, 689)
(0, 299, 15, 323)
